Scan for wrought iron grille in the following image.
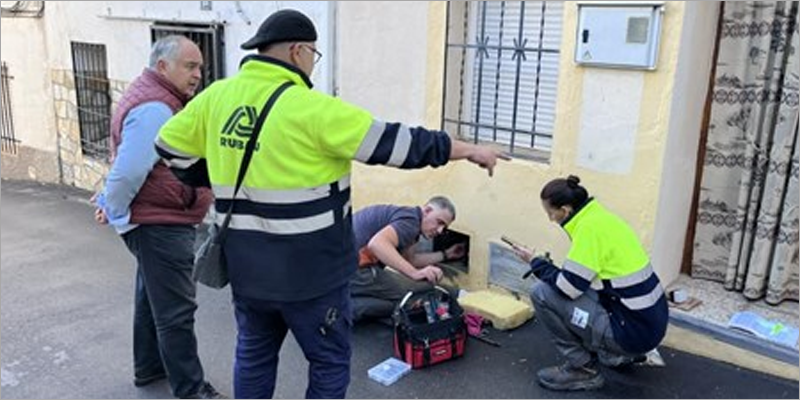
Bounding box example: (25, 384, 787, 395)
(151, 23, 225, 93)
(1, 61, 19, 154)
(71, 42, 112, 159)
(442, 1, 563, 158)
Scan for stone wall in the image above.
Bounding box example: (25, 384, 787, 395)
(50, 69, 127, 192)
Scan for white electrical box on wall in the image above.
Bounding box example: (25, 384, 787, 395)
(575, 2, 665, 70)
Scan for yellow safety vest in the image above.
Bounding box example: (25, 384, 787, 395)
(156, 55, 453, 301)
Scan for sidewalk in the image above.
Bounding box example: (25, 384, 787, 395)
(1, 179, 797, 398)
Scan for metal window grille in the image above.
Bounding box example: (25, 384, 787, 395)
(442, 1, 563, 159)
(1, 61, 19, 154)
(151, 23, 225, 93)
(71, 42, 112, 160)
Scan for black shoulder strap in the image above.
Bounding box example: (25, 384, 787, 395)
(219, 81, 294, 234)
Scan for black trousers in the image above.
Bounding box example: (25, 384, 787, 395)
(123, 224, 204, 398)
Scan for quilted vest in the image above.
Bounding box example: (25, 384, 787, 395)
(109, 68, 212, 225)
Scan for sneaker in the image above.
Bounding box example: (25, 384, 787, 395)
(133, 371, 167, 387)
(183, 382, 227, 399)
(537, 362, 605, 391)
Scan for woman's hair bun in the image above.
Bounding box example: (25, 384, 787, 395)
(566, 175, 581, 188)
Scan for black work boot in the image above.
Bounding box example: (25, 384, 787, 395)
(537, 361, 605, 391)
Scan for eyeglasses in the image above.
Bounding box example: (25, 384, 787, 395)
(301, 44, 323, 64)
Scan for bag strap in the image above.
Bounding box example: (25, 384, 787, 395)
(217, 81, 294, 240)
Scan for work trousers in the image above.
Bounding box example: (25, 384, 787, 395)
(350, 266, 433, 322)
(530, 281, 639, 368)
(232, 284, 352, 399)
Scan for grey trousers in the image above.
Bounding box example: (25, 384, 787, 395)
(350, 266, 433, 322)
(530, 280, 636, 368)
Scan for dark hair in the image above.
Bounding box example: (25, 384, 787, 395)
(540, 175, 589, 209)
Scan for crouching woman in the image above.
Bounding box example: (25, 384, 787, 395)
(512, 175, 668, 391)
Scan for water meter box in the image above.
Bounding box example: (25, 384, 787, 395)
(575, 2, 665, 70)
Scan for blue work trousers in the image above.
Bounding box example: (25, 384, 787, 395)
(232, 284, 352, 399)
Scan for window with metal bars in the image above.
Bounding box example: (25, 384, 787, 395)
(1, 61, 19, 155)
(151, 23, 225, 93)
(71, 42, 112, 160)
(442, 1, 563, 160)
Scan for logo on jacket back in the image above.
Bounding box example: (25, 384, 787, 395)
(220, 106, 260, 151)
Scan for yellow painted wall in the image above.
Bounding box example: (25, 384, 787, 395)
(343, 2, 689, 289)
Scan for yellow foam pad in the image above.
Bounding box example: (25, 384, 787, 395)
(457, 289, 534, 330)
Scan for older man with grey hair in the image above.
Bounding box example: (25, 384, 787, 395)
(92, 35, 222, 399)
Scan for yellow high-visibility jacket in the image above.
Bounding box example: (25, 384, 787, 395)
(156, 55, 452, 301)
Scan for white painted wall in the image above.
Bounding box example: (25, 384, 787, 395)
(0, 16, 56, 152)
(651, 1, 719, 284)
(44, 1, 333, 92)
(102, 1, 334, 93)
(42, 2, 151, 82)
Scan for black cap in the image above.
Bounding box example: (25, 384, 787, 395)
(240, 9, 318, 50)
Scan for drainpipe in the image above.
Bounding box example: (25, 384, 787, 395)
(330, 1, 339, 97)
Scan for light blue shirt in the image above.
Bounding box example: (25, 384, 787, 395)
(96, 101, 173, 235)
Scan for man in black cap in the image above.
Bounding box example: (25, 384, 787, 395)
(157, 7, 507, 399)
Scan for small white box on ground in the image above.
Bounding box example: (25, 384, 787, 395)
(367, 357, 411, 386)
